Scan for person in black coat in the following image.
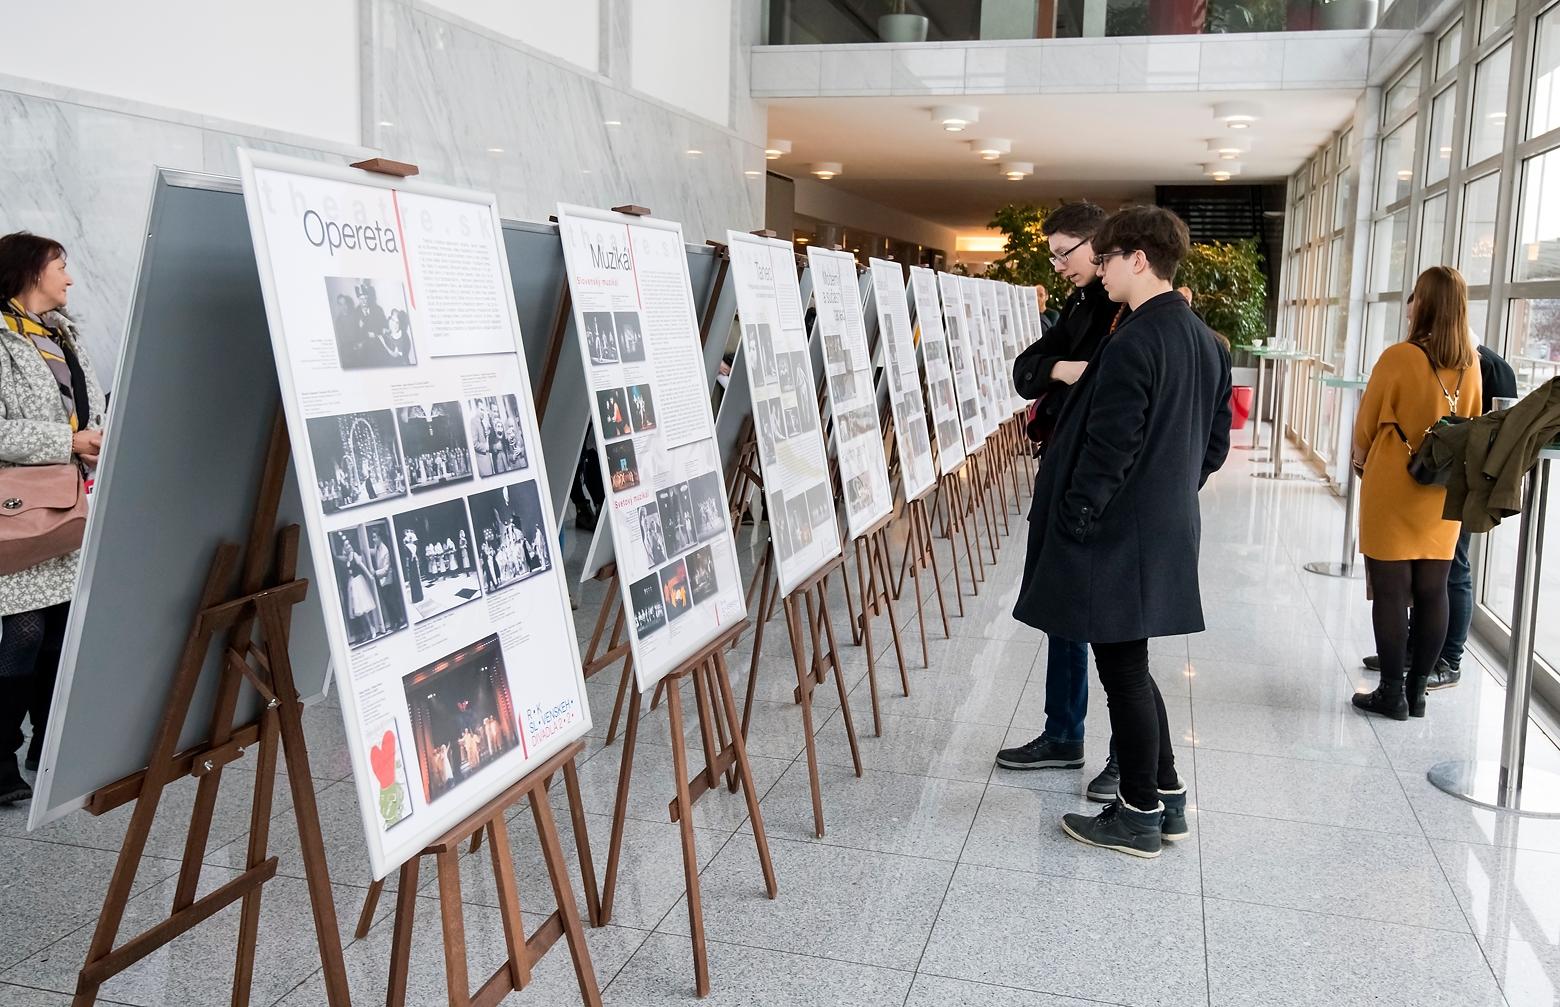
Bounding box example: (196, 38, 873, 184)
(997, 202, 1130, 805)
(1014, 206, 1232, 859)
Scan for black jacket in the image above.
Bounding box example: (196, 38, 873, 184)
(1477, 344, 1517, 413)
(1013, 279, 1120, 406)
(1013, 291, 1233, 643)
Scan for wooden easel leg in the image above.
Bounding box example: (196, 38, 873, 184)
(711, 651, 778, 900)
(663, 676, 710, 997)
(605, 651, 634, 745)
(906, 503, 928, 668)
(231, 707, 280, 1006)
(599, 685, 642, 924)
(561, 758, 603, 928)
(355, 879, 384, 941)
(385, 859, 420, 1007)
(811, 584, 862, 778)
(783, 596, 826, 838)
(485, 815, 530, 992)
(839, 543, 861, 646)
(434, 848, 470, 1006)
(689, 658, 728, 796)
(871, 528, 911, 698)
(853, 537, 883, 736)
(742, 551, 777, 738)
(530, 778, 604, 1007)
(922, 500, 951, 639)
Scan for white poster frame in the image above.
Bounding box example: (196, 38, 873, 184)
(867, 258, 936, 503)
(937, 271, 988, 452)
(908, 266, 968, 476)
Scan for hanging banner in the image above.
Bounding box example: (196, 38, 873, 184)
(960, 275, 1004, 437)
(909, 266, 967, 476)
(868, 258, 936, 502)
(556, 204, 746, 692)
(808, 246, 894, 538)
(727, 231, 842, 596)
(238, 151, 589, 880)
(937, 271, 988, 452)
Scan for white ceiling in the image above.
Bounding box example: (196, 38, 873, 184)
(764, 89, 1363, 232)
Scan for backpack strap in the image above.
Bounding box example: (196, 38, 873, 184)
(1408, 340, 1464, 413)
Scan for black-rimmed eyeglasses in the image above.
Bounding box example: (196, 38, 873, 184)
(1089, 249, 1133, 268)
(1048, 237, 1088, 267)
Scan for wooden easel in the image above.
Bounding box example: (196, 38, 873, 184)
(599, 622, 778, 997)
(72, 411, 352, 1007)
(850, 512, 910, 735)
(936, 462, 983, 605)
(375, 740, 601, 1007)
(894, 492, 950, 665)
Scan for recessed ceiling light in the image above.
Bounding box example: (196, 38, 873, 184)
(744, 169, 762, 177)
(1001, 161, 1034, 181)
(810, 162, 843, 180)
(603, 119, 622, 127)
(970, 138, 1011, 160)
(1203, 160, 1242, 180)
(486, 147, 505, 154)
(686, 149, 704, 157)
(932, 105, 980, 132)
(764, 139, 792, 160)
(1214, 101, 1262, 129)
(378, 120, 395, 128)
(1206, 137, 1251, 158)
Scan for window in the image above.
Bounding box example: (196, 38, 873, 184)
(1420, 193, 1448, 269)
(1377, 119, 1418, 208)
(1385, 64, 1421, 120)
(1364, 301, 1403, 368)
(1329, 234, 1348, 296)
(1480, 0, 1515, 41)
(1426, 87, 1456, 184)
(1467, 298, 1490, 347)
(1335, 172, 1353, 230)
(1469, 42, 1513, 164)
(1459, 172, 1502, 284)
(1532, 5, 1560, 139)
(1371, 211, 1410, 293)
(1507, 298, 1560, 387)
(1515, 148, 1560, 282)
(1437, 21, 1463, 76)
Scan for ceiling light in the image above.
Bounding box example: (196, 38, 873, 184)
(486, 146, 505, 154)
(744, 169, 762, 177)
(810, 162, 843, 180)
(932, 105, 980, 132)
(970, 138, 1011, 160)
(603, 119, 622, 127)
(378, 120, 395, 128)
(1206, 137, 1251, 158)
(1397, 168, 1413, 180)
(1000, 161, 1034, 181)
(686, 149, 703, 157)
(764, 139, 792, 160)
(797, 236, 810, 244)
(1439, 146, 1453, 156)
(1214, 101, 1262, 129)
(1203, 161, 1242, 180)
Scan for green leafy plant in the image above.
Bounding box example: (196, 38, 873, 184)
(982, 203, 1068, 306)
(1174, 237, 1268, 349)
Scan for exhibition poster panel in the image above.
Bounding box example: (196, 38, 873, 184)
(726, 231, 841, 596)
(908, 266, 967, 476)
(978, 278, 1017, 418)
(556, 205, 746, 692)
(936, 271, 987, 452)
(959, 275, 1003, 438)
(1024, 286, 1046, 348)
(868, 258, 935, 502)
(807, 246, 894, 540)
(238, 151, 589, 880)
(997, 283, 1026, 413)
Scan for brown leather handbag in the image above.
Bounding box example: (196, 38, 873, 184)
(0, 463, 87, 575)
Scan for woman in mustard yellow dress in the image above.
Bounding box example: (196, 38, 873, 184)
(1351, 266, 1481, 721)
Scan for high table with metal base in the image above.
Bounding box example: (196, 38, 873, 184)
(1428, 443, 1560, 817)
(1251, 348, 1318, 481)
(1303, 374, 1371, 578)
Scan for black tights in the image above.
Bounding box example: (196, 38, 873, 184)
(1365, 558, 1452, 685)
(0, 602, 71, 756)
(1092, 639, 1178, 811)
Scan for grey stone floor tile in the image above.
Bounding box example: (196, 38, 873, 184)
(1478, 937, 1560, 1007)
(1184, 656, 1358, 710)
(1188, 627, 1343, 671)
(1432, 840, 1560, 946)
(812, 709, 1009, 784)
(1190, 696, 1390, 767)
(1194, 748, 1422, 836)
(1397, 770, 1560, 855)
(1203, 899, 1505, 1007)
(920, 863, 1206, 1006)
(1198, 810, 1467, 931)
(207, 778, 385, 894)
(904, 974, 1115, 1007)
(0, 983, 136, 1006)
(656, 836, 952, 971)
(606, 931, 914, 1005)
(844, 640, 1032, 727)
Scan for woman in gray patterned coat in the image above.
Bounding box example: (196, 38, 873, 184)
(0, 233, 107, 804)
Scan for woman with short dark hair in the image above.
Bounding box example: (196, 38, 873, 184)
(0, 232, 108, 804)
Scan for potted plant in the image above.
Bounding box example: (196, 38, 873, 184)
(878, 0, 930, 42)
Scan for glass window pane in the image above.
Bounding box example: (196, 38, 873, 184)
(1532, 5, 1560, 139)
(1327, 303, 1347, 367)
(1507, 298, 1560, 391)
(1385, 63, 1421, 120)
(1371, 211, 1410, 293)
(1364, 301, 1402, 370)
(1329, 234, 1347, 296)
(1467, 298, 1489, 347)
(1377, 118, 1417, 208)
(1515, 148, 1560, 282)
(1419, 193, 1448, 269)
(1334, 171, 1353, 231)
(1459, 172, 1501, 285)
(1468, 42, 1512, 164)
(1480, 0, 1514, 42)
(1437, 21, 1463, 76)
(1339, 129, 1353, 168)
(1482, 458, 1560, 660)
(1426, 87, 1455, 184)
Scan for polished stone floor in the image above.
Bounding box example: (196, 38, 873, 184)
(4, 432, 1560, 1006)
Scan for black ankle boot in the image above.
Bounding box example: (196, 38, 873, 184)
(0, 754, 32, 805)
(1406, 675, 1429, 718)
(1352, 675, 1408, 721)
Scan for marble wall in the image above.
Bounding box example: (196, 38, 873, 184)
(0, 0, 766, 378)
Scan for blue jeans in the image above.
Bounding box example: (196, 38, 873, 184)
(1043, 635, 1091, 743)
(1441, 529, 1473, 669)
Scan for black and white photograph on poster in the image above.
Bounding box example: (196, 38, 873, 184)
(751, 323, 777, 383)
(328, 519, 410, 648)
(401, 635, 522, 804)
(845, 472, 873, 515)
(635, 501, 668, 568)
(754, 397, 776, 457)
(583, 311, 619, 365)
(325, 276, 417, 370)
(770, 502, 793, 562)
(392, 498, 483, 622)
(805, 483, 833, 533)
(614, 311, 646, 362)
(687, 471, 725, 543)
(763, 399, 787, 447)
(396, 402, 474, 492)
(776, 349, 795, 396)
(821, 329, 847, 371)
(627, 383, 657, 432)
(789, 353, 818, 431)
(597, 388, 634, 439)
(306, 409, 409, 515)
(630, 572, 667, 637)
(829, 370, 857, 404)
(782, 398, 802, 438)
(660, 559, 693, 623)
(605, 439, 640, 493)
(840, 405, 877, 440)
(657, 484, 696, 557)
(785, 494, 813, 556)
(466, 482, 552, 594)
(465, 395, 527, 477)
(685, 545, 718, 606)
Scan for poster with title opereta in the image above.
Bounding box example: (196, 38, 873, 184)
(556, 204, 746, 692)
(868, 258, 935, 502)
(237, 150, 589, 881)
(909, 266, 967, 475)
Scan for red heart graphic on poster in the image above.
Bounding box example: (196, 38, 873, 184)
(370, 732, 396, 789)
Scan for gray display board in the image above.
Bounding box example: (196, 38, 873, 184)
(31, 169, 333, 828)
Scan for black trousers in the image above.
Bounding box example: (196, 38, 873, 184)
(0, 602, 71, 756)
(1091, 638, 1178, 810)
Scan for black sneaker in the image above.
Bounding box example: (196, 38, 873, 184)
(1086, 751, 1120, 803)
(24, 732, 42, 773)
(0, 755, 32, 806)
(995, 735, 1084, 770)
(1159, 785, 1189, 841)
(1362, 654, 1382, 672)
(1427, 660, 1461, 691)
(1061, 801, 1163, 859)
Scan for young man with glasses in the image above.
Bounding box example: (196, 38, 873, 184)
(997, 202, 1125, 805)
(1013, 207, 1232, 857)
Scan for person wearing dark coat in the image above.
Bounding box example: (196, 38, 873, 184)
(1013, 206, 1232, 859)
(997, 202, 1130, 806)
